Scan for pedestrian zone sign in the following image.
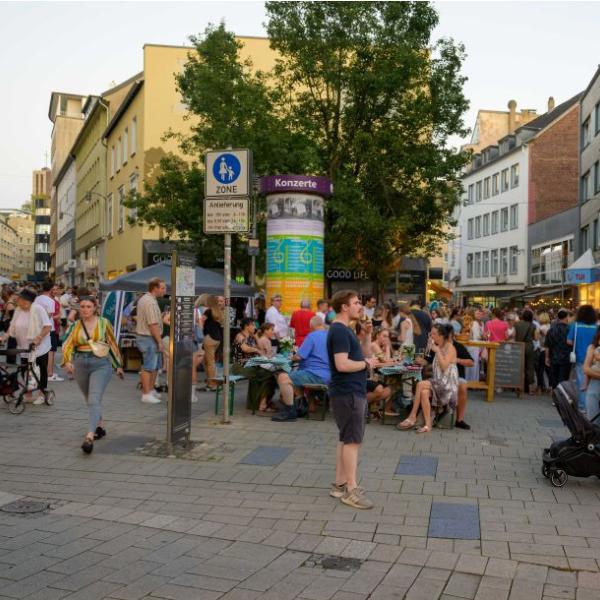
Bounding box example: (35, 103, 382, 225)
(205, 149, 252, 198)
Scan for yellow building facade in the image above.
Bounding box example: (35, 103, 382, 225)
(103, 39, 276, 278)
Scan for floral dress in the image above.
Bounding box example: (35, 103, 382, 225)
(430, 352, 458, 414)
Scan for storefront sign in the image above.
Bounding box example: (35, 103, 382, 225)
(326, 269, 369, 281)
(565, 267, 600, 284)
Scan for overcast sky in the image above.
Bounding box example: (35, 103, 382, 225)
(1, 1, 599, 209)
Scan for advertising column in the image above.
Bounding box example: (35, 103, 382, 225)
(260, 175, 332, 314)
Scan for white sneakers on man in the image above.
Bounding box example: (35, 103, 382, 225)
(141, 393, 160, 404)
(48, 374, 64, 382)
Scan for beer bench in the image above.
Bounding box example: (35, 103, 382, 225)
(302, 383, 329, 421)
(214, 375, 247, 417)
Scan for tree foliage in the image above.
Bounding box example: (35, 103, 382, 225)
(128, 2, 469, 289)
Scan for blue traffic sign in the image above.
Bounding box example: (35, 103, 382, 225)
(212, 153, 241, 185)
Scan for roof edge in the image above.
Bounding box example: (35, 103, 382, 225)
(102, 80, 144, 140)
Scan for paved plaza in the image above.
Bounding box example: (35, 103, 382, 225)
(0, 372, 599, 600)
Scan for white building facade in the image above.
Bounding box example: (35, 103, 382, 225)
(457, 141, 529, 306)
(55, 157, 77, 285)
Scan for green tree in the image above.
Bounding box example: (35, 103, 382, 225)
(129, 3, 469, 291)
(266, 1, 469, 295)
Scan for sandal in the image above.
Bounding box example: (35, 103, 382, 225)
(397, 418, 416, 430)
(416, 425, 430, 434)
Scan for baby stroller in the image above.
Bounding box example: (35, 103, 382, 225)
(0, 347, 55, 414)
(542, 380, 600, 487)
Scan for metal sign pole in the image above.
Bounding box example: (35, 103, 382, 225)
(222, 233, 232, 424)
(167, 250, 177, 447)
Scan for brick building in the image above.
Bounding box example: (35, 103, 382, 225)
(457, 94, 581, 306)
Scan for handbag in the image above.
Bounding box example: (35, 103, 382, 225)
(80, 320, 110, 358)
(570, 323, 577, 364)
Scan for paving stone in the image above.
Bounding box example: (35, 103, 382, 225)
(443, 572, 481, 599)
(429, 503, 480, 541)
(484, 558, 517, 579)
(396, 456, 438, 477)
(149, 583, 222, 600)
(239, 446, 292, 466)
(507, 580, 544, 600)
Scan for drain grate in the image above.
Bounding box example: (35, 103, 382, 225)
(1, 499, 50, 514)
(303, 554, 363, 572)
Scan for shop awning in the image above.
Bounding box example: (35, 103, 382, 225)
(428, 280, 453, 299)
(510, 286, 566, 300)
(565, 249, 600, 284)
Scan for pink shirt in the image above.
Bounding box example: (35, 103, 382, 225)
(485, 319, 508, 342)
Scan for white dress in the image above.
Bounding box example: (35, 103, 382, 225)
(465, 320, 483, 382)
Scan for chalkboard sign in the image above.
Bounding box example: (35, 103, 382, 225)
(493, 342, 525, 391)
(167, 251, 196, 445)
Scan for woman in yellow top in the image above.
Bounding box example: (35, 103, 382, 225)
(62, 295, 123, 454)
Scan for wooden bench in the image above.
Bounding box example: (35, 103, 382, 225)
(302, 383, 329, 421)
(214, 375, 247, 417)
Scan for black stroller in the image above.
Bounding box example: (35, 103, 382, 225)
(542, 380, 600, 487)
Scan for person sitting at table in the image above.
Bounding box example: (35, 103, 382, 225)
(256, 323, 276, 357)
(354, 319, 396, 418)
(398, 323, 458, 434)
(231, 318, 277, 414)
(371, 328, 394, 364)
(272, 316, 330, 422)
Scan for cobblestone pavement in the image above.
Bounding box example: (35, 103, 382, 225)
(0, 370, 599, 600)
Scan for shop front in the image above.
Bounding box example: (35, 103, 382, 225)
(565, 249, 600, 306)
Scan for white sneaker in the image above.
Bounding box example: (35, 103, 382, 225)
(151, 389, 161, 398)
(48, 374, 64, 382)
(191, 390, 198, 403)
(32, 394, 45, 405)
(141, 393, 161, 404)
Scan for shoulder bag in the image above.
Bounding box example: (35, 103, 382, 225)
(80, 319, 110, 358)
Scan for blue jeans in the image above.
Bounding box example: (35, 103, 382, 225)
(73, 352, 113, 433)
(575, 363, 587, 412)
(586, 379, 600, 422)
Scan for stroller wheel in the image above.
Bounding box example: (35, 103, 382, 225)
(8, 395, 25, 415)
(542, 464, 551, 479)
(550, 470, 568, 488)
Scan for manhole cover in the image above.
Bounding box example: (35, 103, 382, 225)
(1, 499, 50, 514)
(303, 554, 363, 572)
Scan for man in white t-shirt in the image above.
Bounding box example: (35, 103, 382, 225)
(363, 296, 377, 320)
(316, 299, 329, 325)
(265, 295, 289, 340)
(34, 282, 63, 382)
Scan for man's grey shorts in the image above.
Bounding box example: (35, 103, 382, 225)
(330, 393, 367, 444)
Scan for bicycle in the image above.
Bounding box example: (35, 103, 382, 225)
(0, 345, 55, 414)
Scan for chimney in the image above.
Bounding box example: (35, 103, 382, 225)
(548, 96, 555, 112)
(508, 99, 517, 133)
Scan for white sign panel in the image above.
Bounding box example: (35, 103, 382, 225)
(204, 198, 250, 234)
(205, 149, 252, 198)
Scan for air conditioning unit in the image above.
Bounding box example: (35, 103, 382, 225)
(67, 259, 77, 269)
(496, 274, 507, 284)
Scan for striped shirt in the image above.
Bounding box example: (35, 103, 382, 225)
(61, 317, 122, 369)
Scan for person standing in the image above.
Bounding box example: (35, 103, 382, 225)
(289, 299, 315, 347)
(34, 281, 64, 382)
(545, 309, 571, 389)
(315, 299, 329, 324)
(135, 278, 167, 403)
(484, 308, 508, 342)
(363, 297, 377, 320)
(567, 304, 598, 412)
(3, 289, 52, 404)
(202, 295, 224, 391)
(327, 290, 376, 509)
(410, 301, 432, 354)
(265, 295, 289, 341)
(514, 309, 539, 395)
(62, 296, 124, 454)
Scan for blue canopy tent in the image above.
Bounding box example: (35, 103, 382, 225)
(99, 261, 255, 296)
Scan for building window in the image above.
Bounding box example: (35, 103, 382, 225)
(467, 184, 474, 204)
(510, 164, 519, 188)
(474, 252, 481, 278)
(122, 129, 128, 163)
(483, 177, 490, 199)
(500, 207, 509, 232)
(106, 193, 113, 236)
(595, 162, 600, 194)
(531, 238, 574, 285)
(509, 246, 519, 275)
(116, 137, 122, 171)
(467, 218, 473, 240)
(118, 186, 125, 231)
(491, 211, 499, 234)
(482, 250, 489, 277)
(510, 204, 518, 230)
(483, 213, 490, 236)
(582, 117, 591, 150)
(131, 117, 137, 155)
(476, 181, 482, 202)
(581, 225, 590, 252)
(492, 173, 499, 196)
(500, 248, 508, 275)
(594, 219, 599, 251)
(111, 146, 116, 177)
(475, 216, 481, 238)
(129, 173, 138, 221)
(466, 254, 473, 278)
(501, 169, 509, 192)
(581, 171, 591, 203)
(491, 249, 499, 276)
